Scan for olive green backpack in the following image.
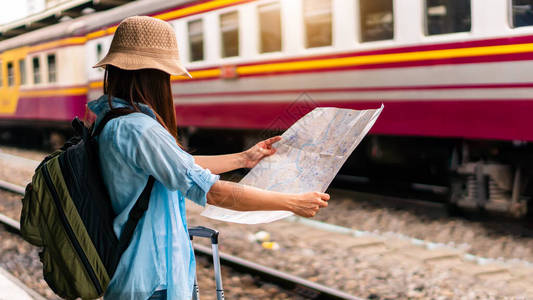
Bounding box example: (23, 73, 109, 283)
(20, 109, 154, 299)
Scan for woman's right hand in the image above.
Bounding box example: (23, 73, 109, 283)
(288, 192, 330, 218)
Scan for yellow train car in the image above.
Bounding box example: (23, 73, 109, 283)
(0, 47, 28, 116)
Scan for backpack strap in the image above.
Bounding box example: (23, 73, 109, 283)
(92, 107, 156, 274)
(113, 175, 155, 270)
(92, 107, 136, 137)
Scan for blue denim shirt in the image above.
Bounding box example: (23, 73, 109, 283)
(88, 95, 219, 300)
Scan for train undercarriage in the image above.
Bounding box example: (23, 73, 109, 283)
(449, 141, 533, 218)
(1, 123, 532, 218)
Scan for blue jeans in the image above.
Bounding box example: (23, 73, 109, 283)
(148, 290, 167, 299)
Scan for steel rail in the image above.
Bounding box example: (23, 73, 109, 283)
(0, 180, 361, 300)
(0, 179, 26, 195)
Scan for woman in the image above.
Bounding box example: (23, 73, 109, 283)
(90, 16, 329, 300)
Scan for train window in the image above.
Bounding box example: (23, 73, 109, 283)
(258, 1, 282, 53)
(19, 59, 26, 85)
(7, 62, 14, 87)
(32, 57, 41, 84)
(511, 0, 533, 27)
(360, 0, 394, 42)
(188, 19, 204, 61)
(220, 11, 239, 58)
(47, 54, 56, 83)
(425, 0, 471, 35)
(303, 0, 332, 48)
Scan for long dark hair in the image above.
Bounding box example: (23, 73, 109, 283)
(103, 65, 182, 147)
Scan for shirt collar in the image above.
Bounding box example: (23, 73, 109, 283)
(87, 95, 157, 120)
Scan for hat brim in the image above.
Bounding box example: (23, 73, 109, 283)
(92, 51, 192, 78)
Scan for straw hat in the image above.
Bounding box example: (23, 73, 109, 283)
(93, 16, 191, 78)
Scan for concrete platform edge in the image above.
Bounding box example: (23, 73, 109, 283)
(0, 267, 46, 300)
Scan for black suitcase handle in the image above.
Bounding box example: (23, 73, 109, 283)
(189, 226, 219, 244)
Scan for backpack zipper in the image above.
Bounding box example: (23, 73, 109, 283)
(42, 163, 103, 295)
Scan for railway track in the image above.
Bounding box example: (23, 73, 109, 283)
(0, 180, 360, 300)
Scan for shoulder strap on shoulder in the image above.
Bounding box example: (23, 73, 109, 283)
(92, 107, 136, 137)
(110, 176, 155, 276)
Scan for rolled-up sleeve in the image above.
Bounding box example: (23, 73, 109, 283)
(117, 120, 219, 206)
(185, 165, 219, 206)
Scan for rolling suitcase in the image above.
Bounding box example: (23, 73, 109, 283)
(189, 226, 225, 300)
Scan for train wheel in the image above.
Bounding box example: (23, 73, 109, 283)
(447, 177, 464, 217)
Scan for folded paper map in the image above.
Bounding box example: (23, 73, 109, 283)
(201, 105, 384, 224)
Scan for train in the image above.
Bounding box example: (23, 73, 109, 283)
(1, 0, 533, 217)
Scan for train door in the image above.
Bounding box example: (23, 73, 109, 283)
(0, 47, 29, 116)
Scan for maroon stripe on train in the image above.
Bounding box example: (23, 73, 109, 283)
(174, 99, 533, 142)
(4, 94, 532, 142)
(169, 52, 533, 84)
(174, 82, 533, 98)
(2, 95, 88, 121)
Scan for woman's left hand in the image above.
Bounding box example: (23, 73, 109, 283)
(241, 136, 282, 168)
